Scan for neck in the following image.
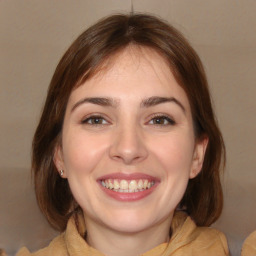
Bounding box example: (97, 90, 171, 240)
(84, 215, 173, 256)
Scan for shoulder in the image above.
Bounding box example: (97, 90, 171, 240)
(192, 226, 229, 254)
(169, 211, 229, 256)
(241, 231, 256, 256)
(15, 212, 89, 256)
(16, 233, 67, 256)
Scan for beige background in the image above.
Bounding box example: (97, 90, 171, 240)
(0, 1, 255, 256)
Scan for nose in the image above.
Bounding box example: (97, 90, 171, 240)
(109, 123, 148, 165)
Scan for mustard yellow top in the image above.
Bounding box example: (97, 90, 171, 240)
(241, 231, 256, 256)
(16, 211, 229, 256)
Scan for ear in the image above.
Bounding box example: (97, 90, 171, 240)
(189, 136, 208, 179)
(53, 144, 67, 178)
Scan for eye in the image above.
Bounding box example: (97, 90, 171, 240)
(148, 115, 175, 126)
(81, 115, 108, 125)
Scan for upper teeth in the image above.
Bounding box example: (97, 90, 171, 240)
(101, 179, 155, 192)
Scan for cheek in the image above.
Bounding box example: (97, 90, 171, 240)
(150, 132, 195, 177)
(62, 131, 109, 176)
(150, 134, 195, 210)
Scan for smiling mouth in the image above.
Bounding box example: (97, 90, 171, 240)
(100, 179, 155, 193)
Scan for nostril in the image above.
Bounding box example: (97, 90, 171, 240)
(109, 140, 148, 164)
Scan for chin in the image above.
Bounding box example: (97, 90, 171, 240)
(107, 219, 153, 234)
(99, 209, 161, 234)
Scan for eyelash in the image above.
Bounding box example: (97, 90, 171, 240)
(148, 114, 176, 126)
(81, 115, 109, 125)
(81, 114, 175, 126)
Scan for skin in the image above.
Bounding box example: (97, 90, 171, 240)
(55, 46, 208, 256)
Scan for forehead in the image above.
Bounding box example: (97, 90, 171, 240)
(93, 46, 173, 84)
(69, 46, 190, 108)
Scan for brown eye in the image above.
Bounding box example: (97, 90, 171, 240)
(149, 116, 175, 125)
(82, 116, 107, 125)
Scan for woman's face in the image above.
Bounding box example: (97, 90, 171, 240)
(55, 47, 207, 234)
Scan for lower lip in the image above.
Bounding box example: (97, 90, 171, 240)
(99, 183, 158, 202)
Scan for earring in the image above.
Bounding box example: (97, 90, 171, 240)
(60, 169, 64, 176)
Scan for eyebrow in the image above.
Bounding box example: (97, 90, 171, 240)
(71, 96, 185, 113)
(71, 97, 118, 112)
(141, 96, 185, 112)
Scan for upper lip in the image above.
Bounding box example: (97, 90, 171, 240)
(97, 172, 160, 182)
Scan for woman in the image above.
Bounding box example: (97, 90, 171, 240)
(17, 13, 229, 256)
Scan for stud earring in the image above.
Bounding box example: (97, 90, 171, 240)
(60, 169, 64, 176)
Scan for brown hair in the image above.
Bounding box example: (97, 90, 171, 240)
(32, 13, 225, 231)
